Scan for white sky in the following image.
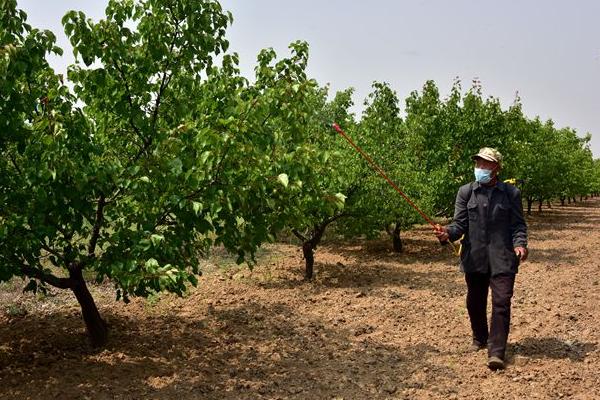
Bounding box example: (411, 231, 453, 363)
(18, 0, 600, 157)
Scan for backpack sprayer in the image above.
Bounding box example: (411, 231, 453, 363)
(331, 123, 458, 254)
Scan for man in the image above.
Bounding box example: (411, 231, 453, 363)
(434, 147, 528, 370)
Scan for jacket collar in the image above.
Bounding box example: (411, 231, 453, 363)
(474, 179, 506, 192)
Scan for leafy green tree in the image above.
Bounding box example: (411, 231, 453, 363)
(291, 81, 433, 278)
(287, 87, 359, 279)
(516, 120, 591, 212)
(591, 158, 600, 197)
(512, 118, 552, 213)
(405, 80, 532, 216)
(403, 80, 458, 217)
(565, 133, 595, 202)
(336, 82, 432, 253)
(0, 0, 320, 346)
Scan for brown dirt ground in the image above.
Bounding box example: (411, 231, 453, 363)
(1, 198, 600, 400)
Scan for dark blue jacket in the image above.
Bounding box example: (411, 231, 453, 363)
(446, 181, 528, 276)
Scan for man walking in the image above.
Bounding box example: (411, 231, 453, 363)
(435, 148, 528, 370)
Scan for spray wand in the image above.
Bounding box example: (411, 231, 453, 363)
(331, 123, 457, 253)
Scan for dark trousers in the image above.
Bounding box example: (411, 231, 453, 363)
(465, 272, 515, 359)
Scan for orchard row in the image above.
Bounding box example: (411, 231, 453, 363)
(1, 0, 598, 345)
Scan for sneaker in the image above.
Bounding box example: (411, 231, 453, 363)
(470, 340, 487, 352)
(488, 356, 505, 370)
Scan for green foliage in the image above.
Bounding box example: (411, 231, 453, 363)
(403, 79, 600, 214)
(281, 86, 359, 238)
(0, 0, 323, 303)
(336, 82, 429, 238)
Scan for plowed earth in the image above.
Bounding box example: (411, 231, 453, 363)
(1, 199, 599, 399)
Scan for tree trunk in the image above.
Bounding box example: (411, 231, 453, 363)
(302, 241, 315, 280)
(70, 269, 108, 347)
(546, 200, 552, 209)
(527, 197, 533, 215)
(295, 213, 348, 280)
(572, 197, 577, 203)
(560, 197, 565, 206)
(302, 224, 328, 280)
(580, 196, 583, 202)
(567, 197, 571, 204)
(392, 223, 402, 253)
(538, 199, 543, 213)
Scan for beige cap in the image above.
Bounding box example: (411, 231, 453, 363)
(472, 147, 502, 166)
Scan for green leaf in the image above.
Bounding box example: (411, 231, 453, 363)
(170, 158, 183, 176)
(139, 239, 152, 251)
(150, 234, 164, 247)
(145, 258, 159, 271)
(277, 173, 289, 187)
(199, 151, 211, 164)
(192, 201, 202, 215)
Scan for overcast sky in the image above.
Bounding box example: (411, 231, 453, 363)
(18, 0, 600, 157)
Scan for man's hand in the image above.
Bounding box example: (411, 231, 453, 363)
(514, 246, 528, 262)
(434, 224, 449, 243)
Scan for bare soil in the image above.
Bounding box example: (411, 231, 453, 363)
(1, 198, 599, 400)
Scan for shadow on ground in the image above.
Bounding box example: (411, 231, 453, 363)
(512, 337, 597, 362)
(256, 256, 464, 298)
(0, 301, 457, 400)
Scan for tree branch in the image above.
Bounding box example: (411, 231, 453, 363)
(20, 265, 74, 289)
(27, 80, 40, 118)
(8, 153, 22, 175)
(150, 70, 172, 132)
(292, 229, 307, 242)
(87, 193, 106, 258)
(210, 143, 231, 186)
(321, 212, 350, 229)
(131, 19, 179, 163)
(113, 60, 146, 144)
(17, 226, 67, 263)
(306, 212, 352, 249)
(149, 15, 182, 133)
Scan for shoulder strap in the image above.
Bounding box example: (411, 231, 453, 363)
(465, 181, 474, 203)
(458, 182, 475, 203)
